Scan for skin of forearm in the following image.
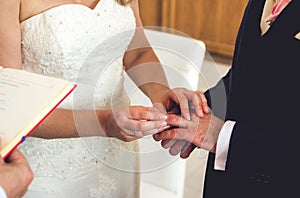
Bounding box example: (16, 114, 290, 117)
(139, 82, 170, 103)
(30, 108, 109, 139)
(124, 48, 170, 102)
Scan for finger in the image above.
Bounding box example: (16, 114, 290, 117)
(161, 139, 177, 149)
(167, 90, 180, 106)
(124, 120, 168, 135)
(176, 93, 191, 120)
(180, 143, 196, 159)
(128, 106, 168, 121)
(156, 128, 195, 143)
(153, 128, 177, 141)
(165, 91, 182, 114)
(169, 140, 186, 156)
(119, 130, 140, 141)
(166, 114, 188, 128)
(192, 93, 204, 117)
(178, 90, 209, 118)
(190, 112, 201, 123)
(196, 92, 209, 114)
(137, 125, 170, 137)
(7, 149, 26, 164)
(153, 133, 162, 141)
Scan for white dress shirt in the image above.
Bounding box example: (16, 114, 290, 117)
(214, 120, 236, 171)
(0, 186, 7, 198)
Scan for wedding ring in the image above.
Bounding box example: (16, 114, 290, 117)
(133, 130, 137, 136)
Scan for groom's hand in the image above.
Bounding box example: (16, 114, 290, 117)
(153, 113, 199, 158)
(152, 88, 210, 157)
(153, 113, 224, 154)
(160, 139, 197, 158)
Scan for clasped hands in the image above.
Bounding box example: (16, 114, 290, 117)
(152, 88, 224, 158)
(105, 87, 224, 158)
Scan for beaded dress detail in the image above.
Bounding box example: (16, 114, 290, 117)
(19, 0, 139, 197)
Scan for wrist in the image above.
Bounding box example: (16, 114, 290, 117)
(140, 83, 170, 103)
(201, 115, 224, 153)
(96, 110, 112, 137)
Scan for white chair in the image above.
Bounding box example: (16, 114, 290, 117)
(124, 28, 206, 198)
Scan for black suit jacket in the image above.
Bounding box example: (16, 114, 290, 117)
(203, 0, 300, 197)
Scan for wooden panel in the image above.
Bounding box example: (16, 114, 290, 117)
(173, 0, 248, 57)
(161, 0, 176, 28)
(138, 0, 162, 27)
(138, 0, 249, 57)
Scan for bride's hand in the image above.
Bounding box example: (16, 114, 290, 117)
(101, 106, 169, 142)
(150, 88, 210, 155)
(152, 88, 209, 120)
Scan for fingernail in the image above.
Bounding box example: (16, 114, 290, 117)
(161, 121, 167, 127)
(158, 125, 170, 133)
(162, 125, 170, 130)
(186, 114, 191, 120)
(205, 106, 210, 113)
(161, 114, 168, 120)
(198, 110, 204, 117)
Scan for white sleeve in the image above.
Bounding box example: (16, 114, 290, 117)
(214, 120, 236, 171)
(0, 186, 7, 198)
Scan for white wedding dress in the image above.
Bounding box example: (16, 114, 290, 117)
(18, 0, 140, 197)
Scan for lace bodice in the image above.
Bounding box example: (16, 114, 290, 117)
(19, 1, 139, 197)
(21, 0, 135, 110)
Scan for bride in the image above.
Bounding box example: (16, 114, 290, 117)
(0, 0, 207, 197)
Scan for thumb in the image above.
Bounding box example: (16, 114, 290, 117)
(7, 150, 27, 165)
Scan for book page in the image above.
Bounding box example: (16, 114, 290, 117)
(0, 68, 73, 154)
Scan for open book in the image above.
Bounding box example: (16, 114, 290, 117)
(0, 66, 76, 158)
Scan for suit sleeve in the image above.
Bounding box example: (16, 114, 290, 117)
(204, 69, 232, 120)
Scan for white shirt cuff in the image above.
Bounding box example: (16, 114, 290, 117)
(0, 186, 7, 198)
(214, 120, 236, 171)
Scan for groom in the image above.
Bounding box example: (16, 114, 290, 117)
(154, 0, 300, 197)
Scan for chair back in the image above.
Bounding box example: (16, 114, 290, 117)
(124, 28, 206, 198)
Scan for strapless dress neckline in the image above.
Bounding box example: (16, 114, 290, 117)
(21, 0, 104, 25)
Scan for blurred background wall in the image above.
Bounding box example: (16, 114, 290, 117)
(139, 0, 248, 58)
